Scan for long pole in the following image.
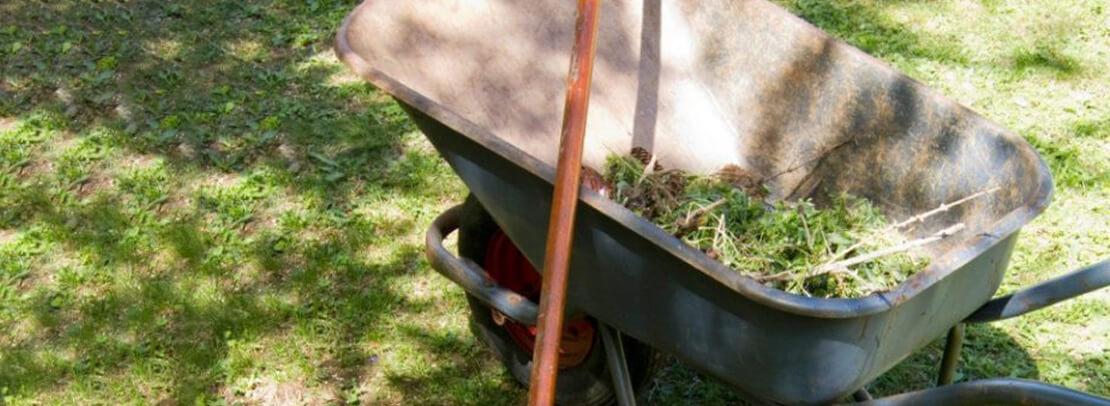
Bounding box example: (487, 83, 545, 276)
(528, 1, 603, 405)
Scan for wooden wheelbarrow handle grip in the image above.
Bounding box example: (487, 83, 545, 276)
(529, 1, 603, 405)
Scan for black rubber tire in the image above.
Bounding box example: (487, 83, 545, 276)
(457, 195, 663, 405)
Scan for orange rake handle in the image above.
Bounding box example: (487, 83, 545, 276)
(527, 0, 603, 405)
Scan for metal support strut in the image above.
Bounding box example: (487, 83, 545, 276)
(600, 324, 636, 406)
(937, 323, 965, 386)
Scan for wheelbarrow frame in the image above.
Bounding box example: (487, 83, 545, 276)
(427, 201, 1109, 405)
(395, 99, 1034, 403)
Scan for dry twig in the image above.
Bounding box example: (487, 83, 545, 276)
(759, 223, 966, 283)
(820, 187, 998, 265)
(886, 187, 999, 231)
(674, 198, 727, 237)
(813, 223, 966, 276)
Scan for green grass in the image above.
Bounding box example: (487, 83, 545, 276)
(0, 0, 1106, 404)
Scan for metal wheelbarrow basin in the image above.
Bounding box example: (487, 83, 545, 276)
(336, 1, 1109, 404)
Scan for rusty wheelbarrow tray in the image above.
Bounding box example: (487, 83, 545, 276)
(336, 1, 1110, 404)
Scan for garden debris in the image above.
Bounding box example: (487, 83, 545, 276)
(601, 150, 994, 298)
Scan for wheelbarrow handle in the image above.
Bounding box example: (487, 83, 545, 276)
(965, 259, 1110, 323)
(856, 378, 1110, 405)
(425, 204, 539, 325)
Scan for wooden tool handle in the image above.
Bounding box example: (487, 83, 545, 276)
(528, 1, 603, 405)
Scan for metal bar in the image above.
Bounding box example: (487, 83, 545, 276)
(857, 378, 1110, 406)
(937, 323, 965, 386)
(528, 1, 604, 405)
(600, 324, 636, 406)
(965, 259, 1109, 323)
(425, 205, 539, 324)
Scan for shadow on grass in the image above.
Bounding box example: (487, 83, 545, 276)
(0, 169, 484, 401)
(869, 323, 1040, 397)
(780, 0, 1086, 80)
(1011, 43, 1084, 78)
(0, 0, 512, 403)
(645, 323, 1041, 404)
(778, 0, 969, 66)
(1078, 353, 1109, 395)
(384, 325, 522, 405)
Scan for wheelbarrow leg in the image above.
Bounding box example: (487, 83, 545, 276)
(851, 388, 873, 401)
(599, 324, 636, 406)
(937, 323, 965, 386)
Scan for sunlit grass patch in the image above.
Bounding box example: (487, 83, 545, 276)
(0, 0, 1105, 404)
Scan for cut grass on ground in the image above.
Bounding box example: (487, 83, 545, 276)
(1, 0, 1107, 404)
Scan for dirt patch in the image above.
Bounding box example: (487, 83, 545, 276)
(0, 117, 17, 133)
(19, 158, 54, 178)
(328, 70, 363, 87)
(75, 173, 113, 199)
(124, 153, 160, 168)
(240, 378, 336, 406)
(0, 229, 17, 246)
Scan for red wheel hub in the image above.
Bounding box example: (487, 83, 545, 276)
(483, 231, 595, 368)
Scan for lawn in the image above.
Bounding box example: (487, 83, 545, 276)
(0, 0, 1106, 404)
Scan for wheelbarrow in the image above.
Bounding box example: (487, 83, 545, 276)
(335, 1, 1110, 404)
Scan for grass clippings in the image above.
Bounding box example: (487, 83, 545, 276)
(603, 149, 940, 299)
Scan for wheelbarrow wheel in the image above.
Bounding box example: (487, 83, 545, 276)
(458, 195, 663, 405)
